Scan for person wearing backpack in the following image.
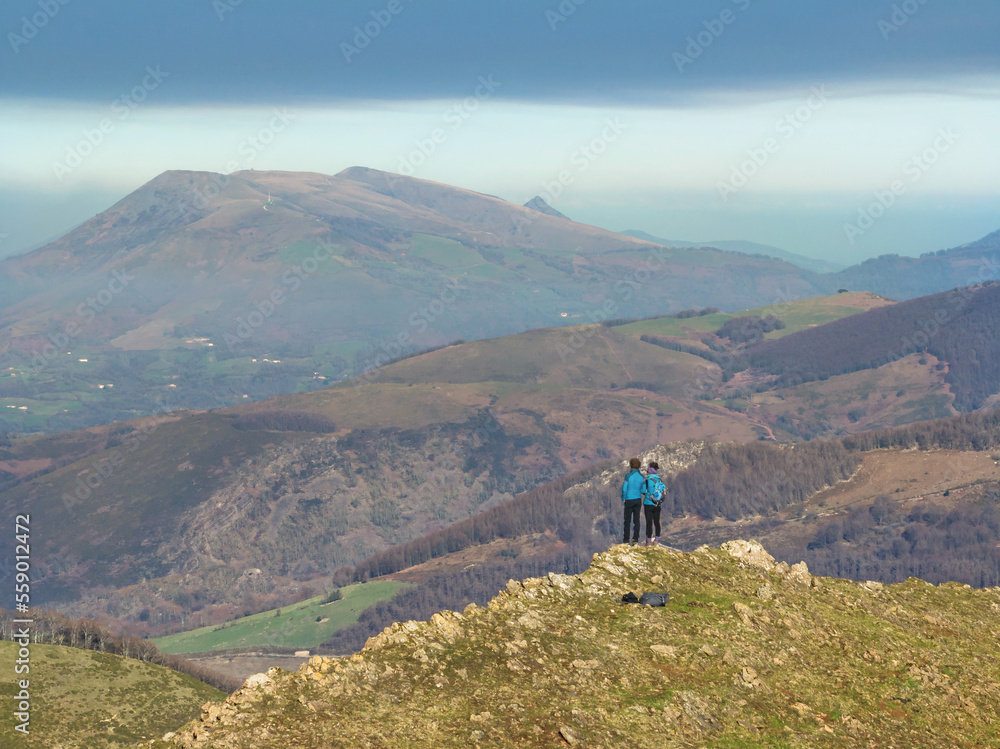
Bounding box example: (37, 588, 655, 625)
(643, 461, 666, 547)
(621, 457, 646, 546)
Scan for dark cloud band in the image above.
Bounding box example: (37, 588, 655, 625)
(3, 0, 998, 104)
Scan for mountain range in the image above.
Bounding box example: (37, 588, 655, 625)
(620, 229, 847, 274)
(1, 167, 997, 435)
(1, 168, 999, 747)
(4, 279, 1000, 637)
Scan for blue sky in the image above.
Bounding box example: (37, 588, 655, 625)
(1, 0, 998, 264)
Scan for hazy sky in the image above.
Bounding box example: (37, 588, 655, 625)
(1, 0, 998, 264)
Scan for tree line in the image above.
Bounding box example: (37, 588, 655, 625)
(341, 408, 1000, 587)
(771, 489, 1000, 588)
(335, 461, 613, 584)
(716, 314, 785, 344)
(0, 608, 240, 693)
(665, 440, 858, 521)
(603, 307, 720, 328)
(638, 335, 720, 365)
(742, 283, 1000, 410)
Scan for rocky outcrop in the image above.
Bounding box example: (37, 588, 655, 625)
(149, 541, 1000, 748)
(567, 441, 704, 496)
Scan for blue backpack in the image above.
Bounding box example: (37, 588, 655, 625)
(646, 475, 666, 506)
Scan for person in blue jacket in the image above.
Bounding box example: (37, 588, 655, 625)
(642, 461, 666, 547)
(621, 457, 646, 545)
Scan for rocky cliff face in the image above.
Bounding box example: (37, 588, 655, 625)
(565, 441, 705, 496)
(149, 541, 1000, 748)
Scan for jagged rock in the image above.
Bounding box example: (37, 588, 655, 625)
(429, 611, 465, 642)
(547, 572, 577, 590)
(756, 584, 775, 601)
(733, 602, 754, 625)
(242, 673, 273, 690)
(650, 644, 677, 658)
(516, 611, 545, 630)
(737, 666, 766, 690)
(675, 690, 719, 732)
(566, 441, 704, 493)
(721, 540, 776, 571)
(559, 724, 584, 745)
(786, 561, 812, 587)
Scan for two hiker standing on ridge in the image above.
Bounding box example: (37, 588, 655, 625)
(621, 458, 666, 546)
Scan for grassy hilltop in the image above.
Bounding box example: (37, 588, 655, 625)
(150, 541, 1000, 748)
(0, 641, 223, 748)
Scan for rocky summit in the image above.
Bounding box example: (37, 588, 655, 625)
(149, 541, 1000, 748)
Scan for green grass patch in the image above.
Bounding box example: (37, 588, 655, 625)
(616, 294, 878, 340)
(313, 341, 367, 362)
(894, 393, 954, 424)
(205, 357, 262, 376)
(154, 580, 408, 654)
(0, 398, 85, 416)
(278, 241, 344, 273)
(409, 234, 482, 268)
(616, 313, 732, 337)
(464, 262, 520, 280)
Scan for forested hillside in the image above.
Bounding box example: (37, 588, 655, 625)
(741, 282, 1000, 410)
(316, 410, 1000, 652)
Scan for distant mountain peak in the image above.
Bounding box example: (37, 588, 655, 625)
(335, 165, 389, 181)
(524, 195, 569, 220)
(956, 227, 1000, 252)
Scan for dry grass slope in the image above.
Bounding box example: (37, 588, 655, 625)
(0, 641, 224, 748)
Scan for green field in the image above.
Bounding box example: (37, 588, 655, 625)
(409, 234, 483, 268)
(614, 312, 729, 337)
(740, 296, 882, 338)
(615, 293, 885, 340)
(0, 641, 223, 748)
(154, 579, 407, 654)
(279, 240, 346, 273)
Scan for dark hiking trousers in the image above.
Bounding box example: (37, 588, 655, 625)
(644, 504, 661, 539)
(623, 499, 642, 543)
